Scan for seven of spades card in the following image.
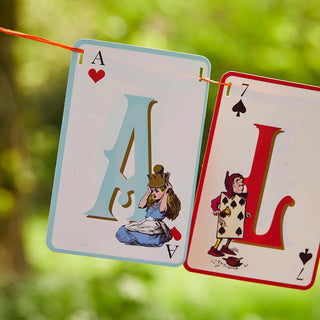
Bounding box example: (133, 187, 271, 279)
(185, 72, 320, 290)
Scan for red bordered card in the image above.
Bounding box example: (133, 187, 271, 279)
(185, 71, 320, 290)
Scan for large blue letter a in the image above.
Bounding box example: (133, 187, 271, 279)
(85, 95, 157, 222)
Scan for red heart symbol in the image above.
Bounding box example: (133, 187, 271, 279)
(171, 227, 182, 241)
(88, 69, 105, 83)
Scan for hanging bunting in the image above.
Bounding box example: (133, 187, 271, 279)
(1, 27, 319, 288)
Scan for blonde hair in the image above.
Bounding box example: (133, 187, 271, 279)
(146, 189, 181, 220)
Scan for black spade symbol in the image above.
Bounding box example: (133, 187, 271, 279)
(299, 249, 312, 265)
(237, 212, 244, 220)
(239, 198, 246, 206)
(222, 197, 228, 205)
(232, 99, 246, 117)
(231, 200, 237, 209)
(236, 227, 242, 236)
(219, 227, 226, 235)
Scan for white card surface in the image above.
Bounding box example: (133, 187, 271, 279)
(185, 72, 320, 289)
(47, 40, 210, 266)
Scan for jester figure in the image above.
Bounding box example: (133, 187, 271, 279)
(208, 171, 250, 257)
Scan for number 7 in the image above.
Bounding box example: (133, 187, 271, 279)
(241, 83, 249, 96)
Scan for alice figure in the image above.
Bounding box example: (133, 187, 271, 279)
(116, 164, 181, 247)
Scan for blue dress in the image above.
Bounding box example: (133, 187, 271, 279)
(116, 203, 172, 247)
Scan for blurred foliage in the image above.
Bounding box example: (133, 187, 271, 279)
(0, 217, 318, 320)
(0, 0, 319, 318)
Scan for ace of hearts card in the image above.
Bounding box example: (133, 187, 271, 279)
(46, 39, 210, 266)
(185, 71, 320, 289)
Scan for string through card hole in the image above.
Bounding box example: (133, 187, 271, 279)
(79, 52, 84, 64)
(199, 67, 204, 81)
(198, 68, 232, 94)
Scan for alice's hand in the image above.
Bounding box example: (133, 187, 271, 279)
(165, 182, 172, 193)
(213, 210, 220, 216)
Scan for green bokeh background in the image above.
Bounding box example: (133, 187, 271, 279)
(1, 0, 320, 319)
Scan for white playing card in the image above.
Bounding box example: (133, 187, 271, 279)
(46, 39, 210, 266)
(216, 193, 246, 239)
(185, 72, 320, 289)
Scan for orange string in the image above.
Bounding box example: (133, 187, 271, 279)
(199, 77, 232, 87)
(0, 26, 84, 53)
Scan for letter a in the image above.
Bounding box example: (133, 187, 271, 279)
(91, 51, 105, 65)
(166, 244, 179, 259)
(85, 95, 157, 221)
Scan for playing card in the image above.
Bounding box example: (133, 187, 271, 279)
(216, 193, 246, 239)
(185, 71, 320, 289)
(46, 39, 210, 266)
